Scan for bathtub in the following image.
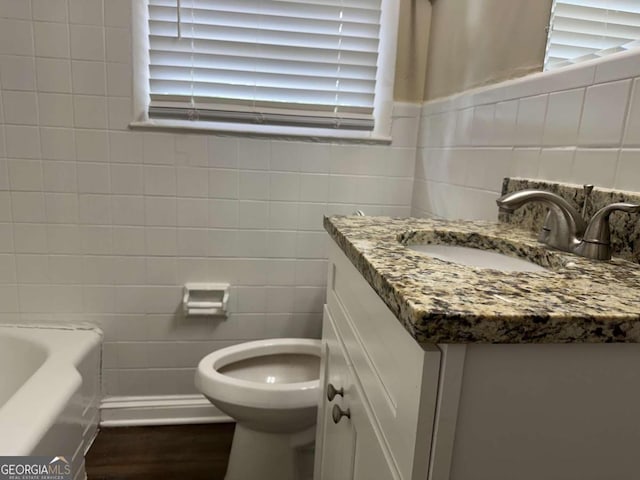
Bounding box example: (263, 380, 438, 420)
(0, 325, 101, 480)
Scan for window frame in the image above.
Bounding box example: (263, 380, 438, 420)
(130, 0, 400, 142)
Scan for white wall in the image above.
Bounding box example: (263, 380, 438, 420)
(413, 49, 640, 220)
(0, 1, 419, 397)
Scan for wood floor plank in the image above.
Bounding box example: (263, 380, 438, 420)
(86, 423, 235, 480)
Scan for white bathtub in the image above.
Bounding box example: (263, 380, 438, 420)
(0, 325, 102, 480)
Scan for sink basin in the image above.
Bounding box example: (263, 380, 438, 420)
(407, 244, 548, 272)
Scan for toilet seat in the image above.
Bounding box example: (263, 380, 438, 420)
(196, 338, 320, 410)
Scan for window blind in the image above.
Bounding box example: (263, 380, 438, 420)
(147, 0, 381, 130)
(545, 0, 640, 70)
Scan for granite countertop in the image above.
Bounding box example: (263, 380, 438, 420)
(324, 215, 640, 344)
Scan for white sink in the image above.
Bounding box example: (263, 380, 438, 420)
(407, 244, 548, 272)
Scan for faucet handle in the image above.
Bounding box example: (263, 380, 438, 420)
(575, 202, 640, 260)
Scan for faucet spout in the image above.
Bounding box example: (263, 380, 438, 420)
(496, 189, 586, 252)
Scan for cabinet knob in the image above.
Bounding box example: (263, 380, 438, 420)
(327, 383, 344, 401)
(332, 404, 351, 424)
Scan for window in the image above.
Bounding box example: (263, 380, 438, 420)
(132, 0, 399, 139)
(544, 0, 640, 70)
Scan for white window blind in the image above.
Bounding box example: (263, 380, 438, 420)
(545, 0, 640, 70)
(147, 0, 382, 130)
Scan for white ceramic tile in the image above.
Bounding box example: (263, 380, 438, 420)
(78, 162, 110, 193)
(110, 131, 143, 163)
(177, 198, 209, 227)
(2, 91, 38, 125)
(269, 206, 301, 236)
(75, 130, 108, 162)
(79, 194, 112, 225)
(144, 165, 176, 196)
(571, 148, 618, 188)
(208, 199, 239, 228)
(146, 257, 177, 285)
(0, 160, 8, 190)
(0, 1, 31, 19)
(71, 61, 106, 95)
(105, 0, 130, 27)
(0, 19, 34, 55)
(471, 104, 495, 146)
(70, 24, 105, 60)
(73, 95, 107, 129)
(543, 88, 584, 146)
(11, 191, 46, 222)
(40, 128, 75, 161)
(8, 159, 43, 191)
(144, 197, 177, 226)
(0, 286, 19, 313)
(511, 148, 540, 179)
(239, 200, 269, 229)
(106, 63, 132, 97)
(299, 174, 328, 202)
(515, 94, 548, 146)
(82, 286, 115, 314)
(36, 58, 72, 93)
(297, 203, 326, 231)
(13, 224, 47, 253)
(45, 193, 79, 223)
(237, 230, 268, 257)
(107, 97, 131, 130)
(46, 225, 80, 254)
(0, 255, 16, 283)
(177, 229, 209, 257)
(579, 79, 631, 146)
(143, 133, 175, 165)
(49, 255, 84, 284)
(0, 55, 36, 91)
(145, 227, 177, 256)
(111, 195, 144, 225)
(594, 50, 640, 84)
(0, 224, 13, 252)
(0, 192, 12, 221)
(270, 172, 299, 201)
(5, 126, 40, 159)
(296, 231, 327, 259)
(208, 137, 238, 168)
(38, 93, 73, 127)
(238, 139, 270, 170)
(112, 227, 146, 256)
(615, 150, 640, 192)
(293, 286, 324, 313)
(15, 255, 49, 283)
(463, 149, 512, 192)
(111, 164, 143, 194)
(239, 171, 269, 200)
(623, 78, 640, 146)
(69, 0, 103, 25)
(177, 167, 209, 198)
(391, 116, 419, 148)
(237, 287, 268, 313)
(34, 21, 69, 58)
(492, 100, 518, 146)
(538, 148, 576, 183)
(32, 0, 68, 22)
(81, 225, 113, 255)
(105, 27, 131, 63)
(175, 134, 208, 167)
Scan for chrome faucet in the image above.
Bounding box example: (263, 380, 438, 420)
(496, 189, 640, 261)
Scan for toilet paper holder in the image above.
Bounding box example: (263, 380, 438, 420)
(183, 283, 230, 317)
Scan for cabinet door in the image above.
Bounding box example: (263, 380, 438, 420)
(315, 306, 398, 480)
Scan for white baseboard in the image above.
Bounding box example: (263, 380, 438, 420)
(100, 394, 233, 427)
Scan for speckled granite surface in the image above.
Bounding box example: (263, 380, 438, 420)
(502, 178, 640, 264)
(324, 215, 640, 344)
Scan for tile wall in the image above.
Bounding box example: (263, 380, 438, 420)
(0, 0, 419, 396)
(412, 48, 640, 220)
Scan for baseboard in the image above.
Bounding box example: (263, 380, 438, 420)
(100, 394, 233, 427)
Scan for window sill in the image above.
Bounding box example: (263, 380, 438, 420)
(129, 119, 392, 145)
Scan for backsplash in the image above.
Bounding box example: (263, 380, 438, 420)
(501, 177, 640, 264)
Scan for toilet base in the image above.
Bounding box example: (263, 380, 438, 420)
(225, 423, 315, 480)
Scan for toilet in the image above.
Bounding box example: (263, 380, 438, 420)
(195, 338, 322, 480)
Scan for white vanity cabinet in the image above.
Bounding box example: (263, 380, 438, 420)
(314, 243, 442, 480)
(316, 239, 640, 480)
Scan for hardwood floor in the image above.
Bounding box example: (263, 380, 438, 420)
(85, 423, 235, 480)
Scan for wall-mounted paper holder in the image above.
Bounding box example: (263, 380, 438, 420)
(183, 283, 230, 317)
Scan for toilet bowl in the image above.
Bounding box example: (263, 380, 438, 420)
(195, 338, 321, 480)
